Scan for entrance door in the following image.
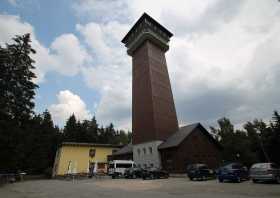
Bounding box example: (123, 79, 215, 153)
(89, 162, 95, 176)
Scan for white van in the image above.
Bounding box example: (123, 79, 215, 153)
(108, 160, 136, 178)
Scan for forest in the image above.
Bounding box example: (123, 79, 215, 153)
(0, 34, 279, 175)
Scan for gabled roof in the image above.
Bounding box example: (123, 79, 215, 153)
(158, 123, 222, 150)
(158, 123, 199, 149)
(113, 143, 133, 155)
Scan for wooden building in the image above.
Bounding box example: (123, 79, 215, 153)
(108, 143, 133, 161)
(159, 123, 222, 173)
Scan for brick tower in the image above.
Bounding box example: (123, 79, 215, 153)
(122, 13, 178, 168)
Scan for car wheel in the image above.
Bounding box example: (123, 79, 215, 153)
(236, 177, 241, 183)
(252, 179, 258, 183)
(202, 176, 207, 181)
(150, 174, 154, 180)
(218, 177, 223, 183)
(276, 176, 280, 184)
(189, 177, 193, 181)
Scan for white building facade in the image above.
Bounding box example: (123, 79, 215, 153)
(132, 141, 163, 169)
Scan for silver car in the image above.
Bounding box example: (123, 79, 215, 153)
(250, 163, 280, 183)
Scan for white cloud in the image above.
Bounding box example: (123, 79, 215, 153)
(77, 21, 132, 130)
(0, 14, 33, 44)
(50, 33, 92, 76)
(0, 14, 92, 83)
(72, 0, 132, 23)
(49, 90, 92, 125)
(72, 0, 280, 130)
(7, 0, 18, 6)
(76, 21, 129, 64)
(166, 0, 280, 126)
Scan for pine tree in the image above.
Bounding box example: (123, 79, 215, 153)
(0, 34, 38, 172)
(87, 117, 98, 142)
(63, 114, 78, 142)
(0, 34, 38, 123)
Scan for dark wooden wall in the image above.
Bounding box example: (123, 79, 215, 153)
(160, 127, 222, 173)
(132, 41, 178, 144)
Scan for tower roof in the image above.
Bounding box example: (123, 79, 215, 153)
(121, 13, 173, 55)
(122, 13, 173, 44)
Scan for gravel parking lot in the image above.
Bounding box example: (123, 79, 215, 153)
(1, 177, 280, 198)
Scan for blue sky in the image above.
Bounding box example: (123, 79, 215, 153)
(1, 0, 77, 45)
(1, 0, 280, 130)
(0, 0, 103, 127)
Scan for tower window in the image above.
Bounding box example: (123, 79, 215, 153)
(137, 148, 141, 155)
(143, 148, 146, 154)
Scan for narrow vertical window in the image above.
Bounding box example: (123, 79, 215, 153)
(149, 147, 152, 154)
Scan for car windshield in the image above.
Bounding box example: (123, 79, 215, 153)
(251, 163, 270, 169)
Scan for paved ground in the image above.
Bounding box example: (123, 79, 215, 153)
(1, 177, 280, 198)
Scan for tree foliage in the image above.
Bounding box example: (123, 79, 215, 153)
(211, 111, 280, 166)
(0, 34, 39, 172)
(0, 34, 38, 123)
(63, 114, 131, 145)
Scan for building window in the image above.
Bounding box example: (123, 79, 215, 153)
(89, 149, 96, 158)
(149, 147, 152, 154)
(150, 163, 154, 167)
(143, 148, 146, 155)
(137, 148, 141, 155)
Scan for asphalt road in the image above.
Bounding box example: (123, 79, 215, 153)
(1, 177, 280, 198)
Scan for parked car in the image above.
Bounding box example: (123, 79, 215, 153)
(108, 160, 136, 179)
(186, 163, 215, 181)
(217, 163, 249, 183)
(124, 167, 143, 179)
(250, 163, 280, 183)
(142, 168, 169, 180)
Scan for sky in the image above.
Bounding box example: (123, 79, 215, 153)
(0, 0, 280, 130)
